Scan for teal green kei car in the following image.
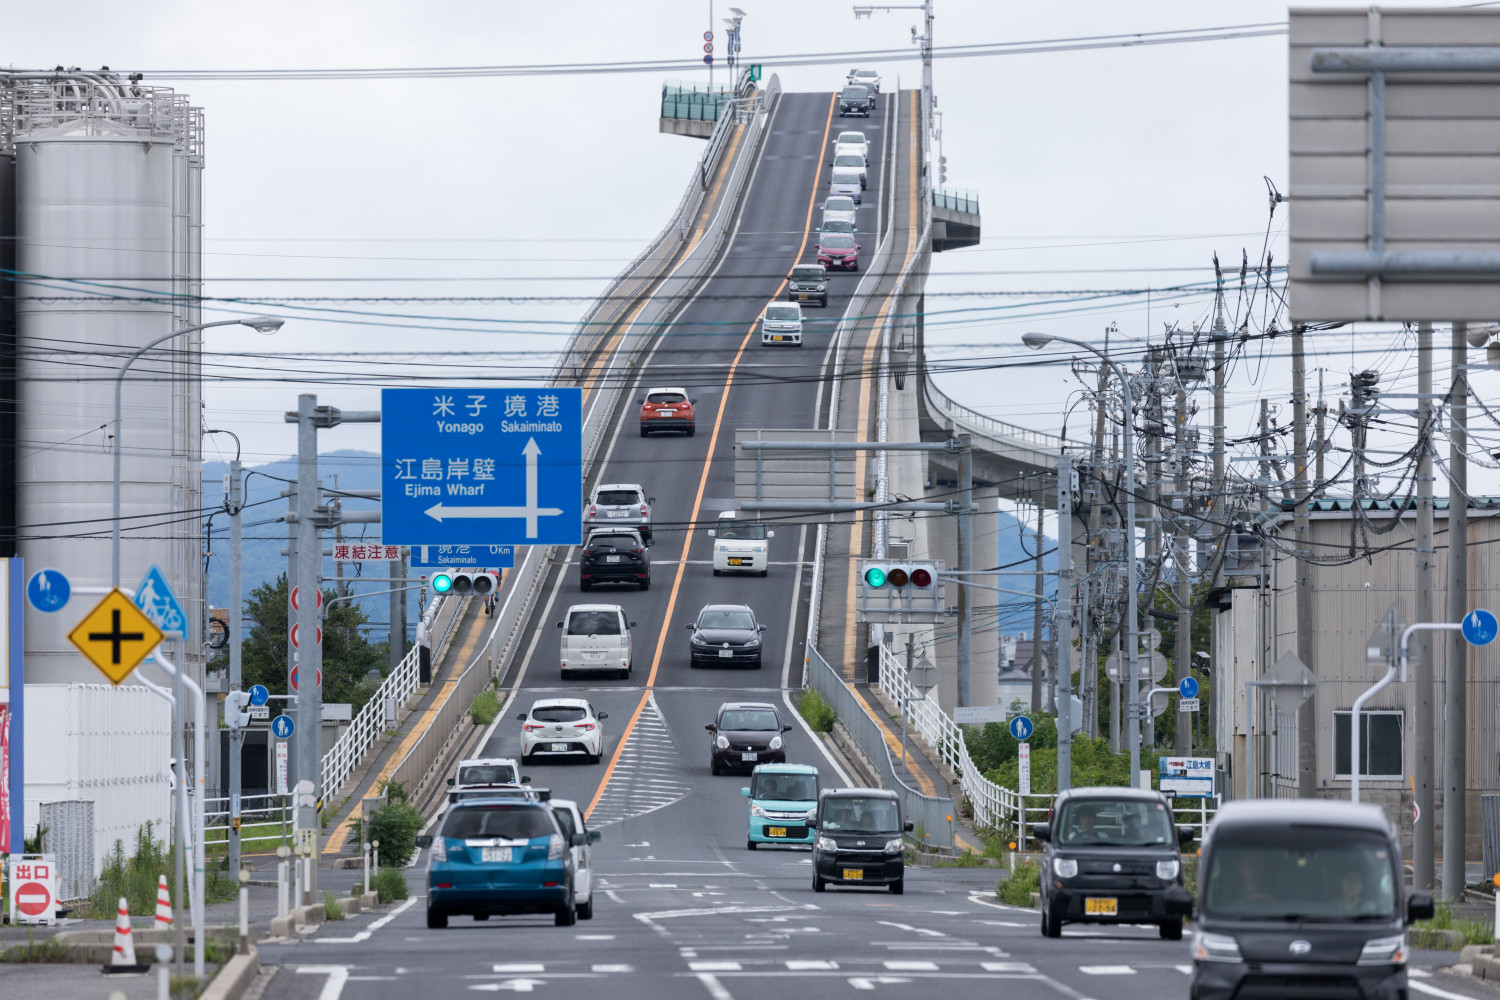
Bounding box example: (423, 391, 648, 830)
(742, 763, 819, 849)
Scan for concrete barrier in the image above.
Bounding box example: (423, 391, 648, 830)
(268, 902, 325, 938)
(201, 947, 259, 1000)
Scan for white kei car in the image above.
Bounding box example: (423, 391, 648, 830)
(549, 798, 602, 919)
(707, 511, 774, 577)
(557, 604, 636, 680)
(518, 698, 608, 764)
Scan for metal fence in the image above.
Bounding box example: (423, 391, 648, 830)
(39, 800, 94, 901)
(660, 69, 755, 122)
(202, 792, 292, 855)
(932, 185, 980, 214)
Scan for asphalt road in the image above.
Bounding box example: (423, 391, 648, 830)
(249, 89, 1500, 1000)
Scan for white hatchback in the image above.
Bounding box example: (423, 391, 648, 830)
(518, 698, 608, 764)
(761, 301, 804, 346)
(557, 604, 636, 680)
(549, 798, 602, 919)
(834, 130, 869, 161)
(708, 511, 774, 576)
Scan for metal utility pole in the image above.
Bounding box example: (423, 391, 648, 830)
(1315, 369, 1328, 493)
(1175, 383, 1192, 755)
(956, 435, 974, 707)
(1056, 453, 1075, 790)
(389, 550, 405, 674)
(1414, 322, 1437, 891)
(228, 456, 244, 874)
(1030, 487, 1045, 712)
(1292, 323, 1317, 796)
(1109, 628, 1121, 751)
(1444, 322, 1470, 902)
(852, 0, 935, 193)
(293, 395, 322, 899)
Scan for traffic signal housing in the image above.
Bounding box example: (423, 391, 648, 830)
(438, 569, 501, 596)
(857, 561, 946, 623)
(224, 689, 252, 730)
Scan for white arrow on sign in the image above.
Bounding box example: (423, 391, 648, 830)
(849, 977, 912, 991)
(423, 438, 562, 538)
(470, 980, 547, 993)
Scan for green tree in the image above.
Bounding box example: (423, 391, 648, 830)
(240, 574, 382, 710)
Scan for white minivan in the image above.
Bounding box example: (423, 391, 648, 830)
(707, 511, 775, 576)
(549, 798, 602, 919)
(760, 301, 804, 346)
(556, 604, 636, 680)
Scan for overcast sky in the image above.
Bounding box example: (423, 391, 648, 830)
(10, 0, 1495, 503)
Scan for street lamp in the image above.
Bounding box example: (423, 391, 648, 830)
(112, 316, 284, 587)
(1023, 331, 1143, 785)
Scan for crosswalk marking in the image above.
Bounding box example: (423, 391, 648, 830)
(689, 961, 743, 972)
(1079, 965, 1136, 975)
(884, 960, 939, 971)
(981, 962, 1036, 973)
(493, 963, 545, 973)
(593, 964, 633, 973)
(787, 960, 838, 970)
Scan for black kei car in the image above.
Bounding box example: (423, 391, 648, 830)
(579, 528, 651, 591)
(810, 788, 912, 894)
(1033, 786, 1196, 939)
(1186, 799, 1433, 1000)
(686, 604, 765, 669)
(707, 701, 792, 775)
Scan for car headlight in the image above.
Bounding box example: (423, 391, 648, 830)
(750, 805, 769, 818)
(547, 834, 565, 861)
(1156, 859, 1180, 881)
(716, 545, 728, 553)
(691, 632, 709, 644)
(816, 836, 837, 853)
(883, 838, 903, 854)
(1053, 858, 1078, 879)
(769, 735, 782, 750)
(716, 734, 729, 749)
(752, 546, 764, 553)
(1358, 934, 1407, 966)
(745, 636, 761, 648)
(1192, 932, 1243, 964)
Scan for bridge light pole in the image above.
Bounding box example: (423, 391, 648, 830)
(1023, 331, 1142, 786)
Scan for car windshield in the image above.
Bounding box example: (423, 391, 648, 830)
(1056, 799, 1175, 847)
(835, 154, 864, 167)
(855, 72, 877, 81)
(825, 198, 855, 213)
(442, 806, 557, 840)
(587, 534, 638, 550)
(764, 306, 800, 322)
(821, 220, 854, 234)
(720, 709, 779, 731)
(1203, 833, 1398, 921)
(792, 267, 823, 280)
(452, 788, 530, 802)
(820, 797, 899, 833)
(753, 773, 817, 801)
(716, 522, 767, 540)
(699, 610, 756, 629)
(842, 87, 869, 100)
(838, 132, 866, 144)
(531, 704, 587, 723)
(594, 490, 640, 506)
(831, 171, 860, 185)
(567, 610, 620, 635)
(647, 392, 685, 405)
(821, 235, 855, 249)
(551, 808, 577, 839)
(457, 764, 517, 785)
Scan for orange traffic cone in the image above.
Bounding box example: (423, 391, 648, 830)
(102, 896, 147, 973)
(155, 874, 173, 929)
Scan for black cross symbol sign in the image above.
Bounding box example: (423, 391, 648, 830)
(89, 608, 145, 665)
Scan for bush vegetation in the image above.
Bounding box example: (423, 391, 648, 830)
(372, 868, 409, 903)
(469, 687, 501, 726)
(366, 781, 424, 868)
(997, 858, 1041, 907)
(797, 689, 835, 732)
(1412, 903, 1494, 948)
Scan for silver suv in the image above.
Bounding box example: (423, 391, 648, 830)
(584, 483, 653, 543)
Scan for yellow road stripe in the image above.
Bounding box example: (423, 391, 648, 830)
(586, 95, 839, 821)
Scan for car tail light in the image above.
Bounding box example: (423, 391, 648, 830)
(524, 724, 544, 732)
(631, 548, 642, 555)
(587, 505, 596, 517)
(678, 402, 690, 409)
(640, 504, 649, 515)
(577, 722, 595, 731)
(582, 549, 593, 557)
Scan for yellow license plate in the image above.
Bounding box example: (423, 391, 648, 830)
(771, 335, 785, 341)
(842, 868, 864, 881)
(768, 827, 787, 837)
(1085, 897, 1118, 916)
(728, 557, 746, 565)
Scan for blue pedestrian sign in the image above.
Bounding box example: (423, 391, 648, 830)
(381, 388, 582, 546)
(1009, 715, 1034, 741)
(408, 544, 515, 569)
(271, 715, 295, 740)
(247, 684, 270, 707)
(133, 565, 189, 636)
(26, 568, 70, 612)
(1462, 608, 1499, 646)
(1178, 676, 1200, 699)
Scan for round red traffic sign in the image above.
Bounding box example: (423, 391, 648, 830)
(289, 624, 322, 648)
(15, 881, 51, 916)
(703, 41, 713, 53)
(703, 29, 713, 41)
(289, 586, 322, 612)
(288, 664, 323, 691)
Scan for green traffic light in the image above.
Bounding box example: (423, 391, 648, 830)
(864, 566, 887, 588)
(432, 572, 454, 593)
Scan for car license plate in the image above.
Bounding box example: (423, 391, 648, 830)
(657, 410, 673, 417)
(741, 752, 757, 762)
(550, 742, 569, 752)
(771, 335, 785, 341)
(797, 293, 810, 299)
(1085, 898, 1118, 916)
(605, 555, 621, 563)
(582, 650, 605, 660)
(719, 649, 733, 658)
(768, 827, 787, 838)
(842, 869, 864, 881)
(728, 557, 746, 565)
(481, 847, 512, 863)
(607, 510, 628, 517)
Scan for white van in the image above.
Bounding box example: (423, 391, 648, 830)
(707, 511, 775, 577)
(556, 604, 636, 680)
(760, 301, 804, 346)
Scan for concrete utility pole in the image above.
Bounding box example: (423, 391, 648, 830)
(1031, 487, 1045, 712)
(1292, 324, 1317, 796)
(227, 456, 244, 874)
(1414, 322, 1437, 892)
(293, 396, 323, 897)
(1174, 382, 1192, 755)
(1211, 319, 1227, 757)
(956, 435, 974, 707)
(1056, 453, 1075, 790)
(389, 550, 405, 674)
(1444, 322, 1470, 902)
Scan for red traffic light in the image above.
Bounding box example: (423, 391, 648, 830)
(909, 567, 932, 588)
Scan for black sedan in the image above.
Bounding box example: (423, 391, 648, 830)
(580, 528, 651, 591)
(685, 604, 765, 668)
(707, 701, 792, 775)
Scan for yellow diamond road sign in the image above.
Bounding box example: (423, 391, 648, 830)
(67, 588, 164, 685)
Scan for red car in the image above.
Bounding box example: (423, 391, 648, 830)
(639, 386, 696, 437)
(816, 233, 860, 271)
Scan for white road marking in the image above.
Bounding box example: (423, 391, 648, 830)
(309, 897, 417, 943)
(576, 935, 615, 941)
(1175, 964, 1193, 975)
(982, 962, 1036, 973)
(1411, 969, 1432, 978)
(1079, 965, 1136, 975)
(470, 980, 548, 993)
(787, 960, 838, 970)
(878, 920, 944, 937)
(493, 963, 545, 973)
(850, 976, 911, 990)
(690, 961, 743, 972)
(296, 965, 351, 1000)
(1412, 980, 1485, 1000)
(693, 973, 737, 1000)
(883, 960, 938, 971)
(593, 964, 633, 973)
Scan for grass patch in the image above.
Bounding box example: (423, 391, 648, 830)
(323, 890, 346, 921)
(469, 687, 501, 726)
(1412, 903, 1494, 948)
(797, 689, 835, 733)
(936, 850, 991, 868)
(372, 868, 409, 903)
(996, 858, 1040, 907)
(0, 931, 74, 963)
(204, 820, 286, 858)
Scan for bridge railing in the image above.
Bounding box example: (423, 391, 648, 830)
(921, 377, 1065, 453)
(932, 185, 980, 214)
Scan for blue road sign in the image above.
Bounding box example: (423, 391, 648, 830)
(25, 568, 70, 612)
(1462, 608, 1499, 646)
(247, 684, 270, 707)
(381, 388, 582, 546)
(133, 565, 188, 635)
(1009, 715, 1034, 741)
(271, 715, 295, 740)
(1179, 676, 1200, 699)
(408, 544, 515, 569)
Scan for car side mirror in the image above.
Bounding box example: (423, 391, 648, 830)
(903, 820, 914, 833)
(446, 777, 455, 786)
(637, 398, 644, 404)
(415, 835, 433, 849)
(857, 245, 863, 250)
(570, 832, 587, 847)
(1031, 822, 1051, 843)
(588, 829, 602, 844)
(521, 776, 531, 784)
(628, 621, 638, 629)
(781, 724, 793, 732)
(741, 787, 751, 797)
(705, 724, 717, 732)
(555, 621, 563, 628)
(758, 624, 767, 632)
(1163, 887, 1194, 918)
(1407, 890, 1436, 923)
(1177, 825, 1196, 847)
(707, 530, 716, 537)
(516, 713, 528, 721)
(597, 711, 608, 720)
(807, 814, 818, 829)
(685, 623, 695, 630)
(691, 398, 698, 404)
